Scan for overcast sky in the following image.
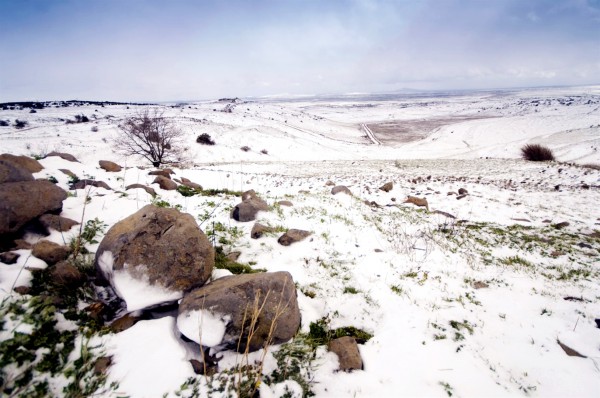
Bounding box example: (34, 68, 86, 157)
(1, 0, 599, 101)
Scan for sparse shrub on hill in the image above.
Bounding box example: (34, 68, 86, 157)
(196, 133, 215, 145)
(14, 119, 28, 129)
(113, 109, 185, 167)
(521, 143, 555, 161)
(240, 145, 251, 152)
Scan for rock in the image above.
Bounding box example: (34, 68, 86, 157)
(71, 179, 112, 190)
(148, 169, 174, 178)
(241, 189, 259, 201)
(231, 196, 270, 222)
(0, 180, 67, 235)
(325, 180, 335, 186)
(94, 205, 214, 311)
(276, 200, 293, 207)
(403, 196, 429, 211)
(32, 240, 71, 265)
(179, 177, 202, 190)
(125, 183, 157, 197)
(38, 214, 79, 233)
(99, 160, 122, 172)
(0, 159, 34, 183)
(13, 286, 31, 295)
(177, 271, 300, 352)
(46, 151, 79, 162)
(93, 356, 112, 375)
(328, 337, 363, 371)
(49, 261, 85, 288)
(374, 248, 383, 253)
(331, 185, 352, 196)
(1, 251, 20, 264)
(557, 339, 586, 358)
(458, 188, 469, 195)
(226, 251, 241, 262)
(110, 314, 140, 333)
(379, 182, 393, 192)
(251, 223, 274, 239)
(456, 194, 468, 200)
(153, 175, 178, 190)
(0, 154, 43, 173)
(553, 221, 570, 229)
(11, 239, 31, 250)
(59, 169, 77, 178)
(432, 210, 456, 219)
(473, 281, 489, 289)
(278, 229, 311, 246)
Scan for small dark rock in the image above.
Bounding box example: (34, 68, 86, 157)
(49, 261, 85, 288)
(553, 222, 570, 229)
(38, 214, 79, 233)
(32, 240, 71, 265)
(93, 356, 112, 375)
(278, 229, 311, 246)
(110, 314, 140, 333)
(328, 336, 363, 371)
(331, 185, 352, 196)
(46, 151, 79, 162)
(251, 222, 273, 239)
(379, 182, 393, 192)
(13, 286, 31, 295)
(71, 179, 112, 190)
(458, 188, 468, 195)
(0, 251, 19, 264)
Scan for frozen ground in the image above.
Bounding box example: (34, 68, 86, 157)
(1, 86, 599, 397)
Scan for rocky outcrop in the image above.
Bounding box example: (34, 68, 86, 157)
(39, 214, 79, 233)
(94, 205, 214, 311)
(99, 160, 122, 172)
(125, 183, 157, 197)
(231, 191, 269, 222)
(177, 271, 300, 352)
(32, 240, 71, 265)
(328, 337, 363, 371)
(0, 159, 34, 183)
(153, 175, 178, 190)
(0, 180, 67, 235)
(278, 229, 311, 246)
(0, 154, 43, 173)
(46, 151, 79, 162)
(331, 186, 352, 196)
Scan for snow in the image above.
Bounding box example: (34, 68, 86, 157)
(177, 308, 230, 347)
(1, 86, 599, 397)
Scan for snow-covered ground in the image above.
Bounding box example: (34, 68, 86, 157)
(1, 86, 599, 397)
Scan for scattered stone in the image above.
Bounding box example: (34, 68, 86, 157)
(231, 193, 269, 222)
(177, 271, 300, 352)
(328, 337, 363, 371)
(458, 188, 469, 195)
(125, 183, 157, 197)
(553, 221, 570, 229)
(582, 184, 590, 190)
(554, 185, 560, 191)
(13, 286, 31, 295)
(71, 179, 112, 190)
(226, 251, 241, 262)
(557, 339, 586, 358)
(0, 159, 34, 183)
(110, 314, 140, 333)
(456, 194, 468, 200)
(94, 205, 214, 311)
(99, 160, 122, 172)
(46, 151, 79, 162)
(93, 356, 112, 375)
(32, 241, 71, 265)
(551, 250, 565, 258)
(11, 239, 31, 250)
(595, 319, 600, 329)
(153, 175, 178, 190)
(178, 177, 202, 190)
(403, 196, 429, 211)
(278, 229, 311, 246)
(379, 182, 393, 192)
(374, 248, 383, 253)
(148, 169, 174, 178)
(325, 180, 335, 186)
(0, 180, 67, 235)
(578, 242, 593, 249)
(251, 222, 274, 239)
(59, 169, 77, 178)
(0, 251, 19, 264)
(38, 214, 79, 233)
(189, 359, 217, 376)
(276, 200, 293, 207)
(432, 210, 456, 219)
(49, 261, 85, 288)
(473, 281, 489, 289)
(331, 185, 352, 196)
(447, 192, 457, 196)
(0, 154, 43, 173)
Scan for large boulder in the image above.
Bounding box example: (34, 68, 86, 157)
(231, 191, 269, 222)
(0, 159, 34, 183)
(177, 271, 300, 352)
(94, 205, 214, 311)
(0, 154, 43, 173)
(0, 180, 67, 235)
(99, 160, 122, 172)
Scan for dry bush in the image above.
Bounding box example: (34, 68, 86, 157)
(240, 146, 251, 152)
(521, 144, 555, 161)
(196, 133, 215, 145)
(114, 109, 185, 167)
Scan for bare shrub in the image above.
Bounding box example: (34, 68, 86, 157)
(240, 146, 251, 152)
(0, 120, 9, 127)
(521, 144, 555, 161)
(196, 133, 215, 145)
(113, 109, 185, 167)
(14, 119, 28, 129)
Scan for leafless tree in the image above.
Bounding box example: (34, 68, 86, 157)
(114, 109, 185, 167)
